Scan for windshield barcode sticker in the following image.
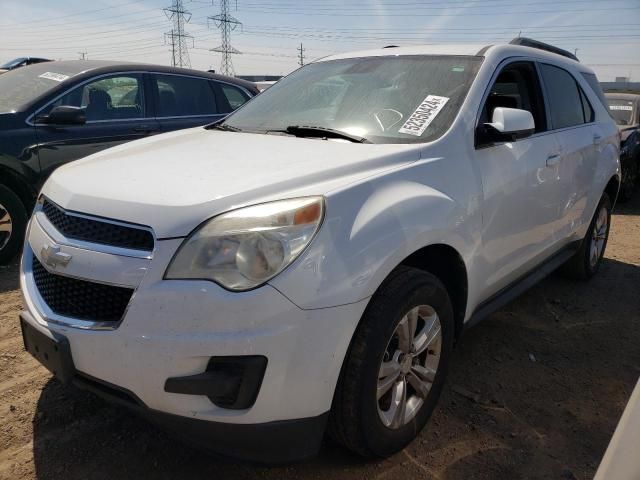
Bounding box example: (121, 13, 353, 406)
(609, 105, 633, 111)
(38, 72, 69, 82)
(399, 95, 449, 136)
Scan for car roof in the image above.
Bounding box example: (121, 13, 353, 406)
(316, 42, 590, 72)
(33, 60, 258, 91)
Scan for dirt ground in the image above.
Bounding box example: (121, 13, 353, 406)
(0, 196, 638, 480)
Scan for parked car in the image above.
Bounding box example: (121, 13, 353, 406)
(19, 39, 619, 462)
(0, 60, 258, 263)
(0, 57, 51, 74)
(605, 93, 640, 200)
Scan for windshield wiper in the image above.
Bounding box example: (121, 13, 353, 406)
(282, 125, 371, 143)
(205, 122, 242, 132)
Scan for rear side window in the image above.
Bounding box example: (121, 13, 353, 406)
(579, 88, 594, 123)
(581, 72, 610, 114)
(220, 83, 249, 111)
(153, 74, 218, 117)
(540, 64, 589, 129)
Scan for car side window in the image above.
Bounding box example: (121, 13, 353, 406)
(220, 83, 249, 111)
(477, 61, 547, 146)
(47, 75, 144, 122)
(153, 74, 218, 117)
(540, 64, 590, 129)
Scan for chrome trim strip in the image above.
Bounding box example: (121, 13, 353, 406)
(150, 71, 254, 97)
(26, 70, 253, 126)
(154, 114, 225, 120)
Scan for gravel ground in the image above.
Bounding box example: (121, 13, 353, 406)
(0, 195, 638, 480)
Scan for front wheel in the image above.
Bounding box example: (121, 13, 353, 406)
(561, 192, 612, 280)
(0, 185, 28, 265)
(329, 266, 454, 458)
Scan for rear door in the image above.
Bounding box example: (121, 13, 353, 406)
(34, 73, 158, 179)
(538, 63, 598, 240)
(150, 73, 227, 133)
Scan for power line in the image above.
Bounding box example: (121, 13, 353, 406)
(236, 5, 640, 17)
(164, 0, 194, 68)
(209, 0, 242, 76)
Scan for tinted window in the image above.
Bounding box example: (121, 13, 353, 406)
(540, 64, 585, 129)
(581, 72, 610, 113)
(46, 75, 144, 121)
(220, 83, 249, 111)
(154, 74, 218, 117)
(224, 55, 483, 144)
(479, 61, 547, 135)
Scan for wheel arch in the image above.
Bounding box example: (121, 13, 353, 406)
(0, 166, 37, 212)
(398, 243, 469, 342)
(604, 173, 621, 207)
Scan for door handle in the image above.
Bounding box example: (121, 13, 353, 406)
(546, 153, 561, 167)
(593, 133, 603, 145)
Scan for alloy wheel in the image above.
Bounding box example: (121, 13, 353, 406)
(377, 305, 442, 429)
(589, 205, 608, 268)
(0, 202, 12, 251)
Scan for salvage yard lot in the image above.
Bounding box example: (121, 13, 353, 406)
(1, 196, 639, 480)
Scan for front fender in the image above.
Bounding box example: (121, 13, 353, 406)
(270, 162, 479, 310)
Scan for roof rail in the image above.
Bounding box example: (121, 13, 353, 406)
(509, 37, 579, 62)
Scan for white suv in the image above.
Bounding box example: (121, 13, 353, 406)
(19, 39, 619, 462)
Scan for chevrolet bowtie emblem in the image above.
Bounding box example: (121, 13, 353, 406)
(40, 244, 72, 268)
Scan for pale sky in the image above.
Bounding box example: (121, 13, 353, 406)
(1, 0, 639, 81)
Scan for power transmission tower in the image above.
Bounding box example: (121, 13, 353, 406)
(164, 0, 193, 68)
(78, 51, 88, 60)
(209, 0, 241, 76)
(297, 43, 305, 67)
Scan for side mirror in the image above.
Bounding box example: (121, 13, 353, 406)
(36, 106, 86, 126)
(482, 107, 535, 142)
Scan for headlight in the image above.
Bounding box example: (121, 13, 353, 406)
(165, 197, 324, 291)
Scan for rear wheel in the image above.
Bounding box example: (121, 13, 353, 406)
(561, 192, 611, 280)
(0, 185, 27, 265)
(329, 266, 454, 458)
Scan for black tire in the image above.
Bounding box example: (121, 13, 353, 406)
(560, 192, 612, 280)
(0, 185, 28, 265)
(328, 266, 454, 458)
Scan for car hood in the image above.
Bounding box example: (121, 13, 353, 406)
(43, 127, 421, 238)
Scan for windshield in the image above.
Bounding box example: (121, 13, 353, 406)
(1, 58, 27, 70)
(223, 55, 483, 144)
(0, 63, 86, 113)
(607, 98, 635, 126)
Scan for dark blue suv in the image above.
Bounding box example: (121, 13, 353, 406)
(0, 60, 258, 263)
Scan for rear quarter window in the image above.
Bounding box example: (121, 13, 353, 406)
(580, 72, 610, 115)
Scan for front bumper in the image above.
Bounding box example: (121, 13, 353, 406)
(20, 211, 369, 461)
(21, 310, 328, 463)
